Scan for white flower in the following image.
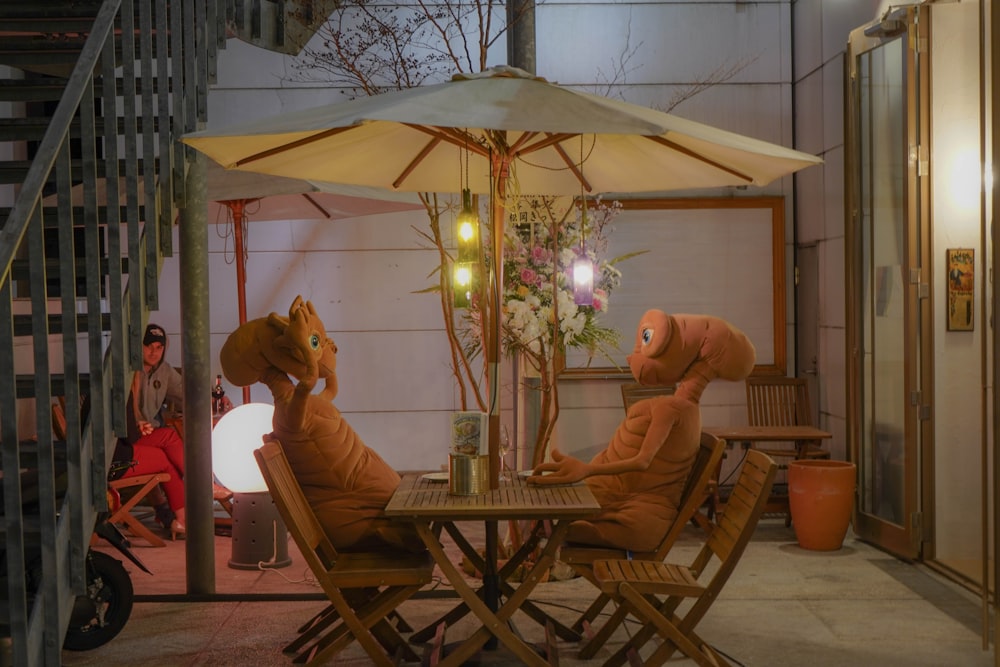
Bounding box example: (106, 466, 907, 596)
(490, 196, 626, 362)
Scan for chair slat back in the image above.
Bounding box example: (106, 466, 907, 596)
(662, 449, 776, 632)
(745, 376, 812, 427)
(620, 383, 676, 412)
(255, 439, 340, 572)
(707, 449, 776, 565)
(653, 431, 725, 560)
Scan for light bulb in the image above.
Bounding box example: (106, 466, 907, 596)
(573, 256, 594, 306)
(456, 188, 479, 263)
(454, 261, 474, 308)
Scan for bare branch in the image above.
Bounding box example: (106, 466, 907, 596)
(664, 54, 760, 112)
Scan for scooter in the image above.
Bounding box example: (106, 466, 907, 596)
(61, 462, 153, 651)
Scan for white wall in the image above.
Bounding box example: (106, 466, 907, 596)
(792, 0, 893, 462)
(928, 0, 986, 565)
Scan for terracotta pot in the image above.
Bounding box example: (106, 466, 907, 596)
(788, 460, 857, 551)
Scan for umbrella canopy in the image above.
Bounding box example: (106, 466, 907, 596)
(182, 65, 822, 490)
(184, 66, 821, 197)
(205, 162, 421, 222)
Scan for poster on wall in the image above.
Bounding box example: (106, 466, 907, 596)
(946, 248, 974, 331)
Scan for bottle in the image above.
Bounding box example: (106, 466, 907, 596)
(212, 374, 226, 417)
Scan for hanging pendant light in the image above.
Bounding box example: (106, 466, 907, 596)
(573, 136, 595, 306)
(573, 254, 595, 305)
(573, 234, 595, 307)
(456, 188, 479, 262)
(454, 138, 480, 308)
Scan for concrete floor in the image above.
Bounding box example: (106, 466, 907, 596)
(60, 516, 994, 667)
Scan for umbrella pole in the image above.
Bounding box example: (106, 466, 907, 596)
(224, 199, 253, 405)
(479, 153, 511, 637)
(487, 153, 510, 491)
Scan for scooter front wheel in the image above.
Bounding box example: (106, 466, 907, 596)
(63, 550, 134, 651)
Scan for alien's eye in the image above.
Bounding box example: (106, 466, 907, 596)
(309, 334, 321, 350)
(641, 328, 653, 345)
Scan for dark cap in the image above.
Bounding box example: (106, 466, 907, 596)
(143, 324, 167, 346)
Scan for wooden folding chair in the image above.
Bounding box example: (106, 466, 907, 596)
(254, 439, 434, 667)
(745, 376, 829, 523)
(560, 431, 726, 643)
(584, 449, 777, 667)
(745, 376, 830, 463)
(51, 396, 169, 549)
(105, 471, 172, 548)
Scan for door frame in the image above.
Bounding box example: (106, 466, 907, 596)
(845, 6, 932, 561)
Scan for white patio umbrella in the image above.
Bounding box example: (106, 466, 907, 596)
(204, 163, 422, 403)
(182, 65, 822, 487)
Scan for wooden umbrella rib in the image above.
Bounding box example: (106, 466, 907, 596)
(235, 125, 356, 167)
(550, 139, 592, 192)
(513, 132, 591, 191)
(507, 130, 541, 154)
(405, 124, 490, 156)
(520, 133, 574, 154)
(644, 135, 755, 183)
(300, 193, 333, 219)
(393, 135, 443, 189)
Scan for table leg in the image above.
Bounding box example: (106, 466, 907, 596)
(484, 519, 499, 650)
(448, 520, 572, 665)
(409, 523, 480, 642)
(412, 518, 550, 642)
(413, 521, 555, 667)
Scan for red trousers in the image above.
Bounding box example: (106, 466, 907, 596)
(122, 426, 185, 511)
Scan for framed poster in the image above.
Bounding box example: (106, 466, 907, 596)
(946, 248, 974, 331)
(560, 196, 786, 378)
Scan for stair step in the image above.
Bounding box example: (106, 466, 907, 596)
(0, 442, 70, 475)
(0, 159, 152, 185)
(8, 256, 127, 282)
(15, 374, 90, 400)
(0, 35, 94, 67)
(0, 1, 103, 21)
(0, 206, 147, 230)
(0, 1, 173, 34)
(0, 14, 101, 34)
(0, 34, 167, 66)
(12, 313, 112, 337)
(0, 76, 174, 103)
(0, 115, 163, 142)
(0, 77, 66, 102)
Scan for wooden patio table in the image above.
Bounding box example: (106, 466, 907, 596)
(702, 424, 833, 460)
(384, 471, 600, 666)
(703, 424, 833, 514)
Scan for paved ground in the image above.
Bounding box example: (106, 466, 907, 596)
(59, 517, 994, 666)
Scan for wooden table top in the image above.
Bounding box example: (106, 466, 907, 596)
(384, 472, 601, 521)
(703, 424, 833, 441)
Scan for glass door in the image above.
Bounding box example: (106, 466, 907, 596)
(846, 9, 929, 560)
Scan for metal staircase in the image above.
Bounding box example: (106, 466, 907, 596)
(0, 2, 226, 663)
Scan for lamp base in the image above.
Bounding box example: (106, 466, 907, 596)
(228, 491, 291, 570)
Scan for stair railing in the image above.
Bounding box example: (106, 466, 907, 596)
(0, 1, 224, 663)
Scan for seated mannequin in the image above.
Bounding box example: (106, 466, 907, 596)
(220, 296, 416, 552)
(530, 309, 755, 552)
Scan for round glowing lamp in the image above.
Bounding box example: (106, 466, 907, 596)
(212, 402, 274, 493)
(212, 402, 290, 569)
